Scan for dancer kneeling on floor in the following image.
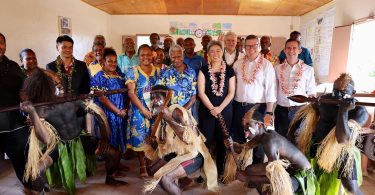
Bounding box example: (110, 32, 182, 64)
(224, 105, 317, 195)
(142, 85, 218, 194)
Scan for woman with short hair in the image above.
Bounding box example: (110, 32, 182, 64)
(197, 40, 236, 178)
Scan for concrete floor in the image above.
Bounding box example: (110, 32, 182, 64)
(0, 157, 374, 195)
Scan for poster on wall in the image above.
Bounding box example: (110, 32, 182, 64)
(169, 21, 232, 38)
(300, 7, 335, 77)
(58, 16, 72, 36)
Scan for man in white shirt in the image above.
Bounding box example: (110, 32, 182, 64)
(222, 32, 244, 67)
(274, 39, 316, 137)
(232, 35, 276, 163)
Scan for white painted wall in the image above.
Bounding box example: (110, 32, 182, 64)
(108, 15, 300, 54)
(335, 0, 375, 26)
(0, 0, 109, 67)
(302, 0, 375, 27)
(300, 1, 336, 25)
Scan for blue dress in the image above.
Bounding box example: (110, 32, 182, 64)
(125, 65, 160, 151)
(90, 70, 127, 152)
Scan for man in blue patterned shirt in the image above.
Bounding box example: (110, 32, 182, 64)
(156, 44, 196, 110)
(117, 37, 139, 74)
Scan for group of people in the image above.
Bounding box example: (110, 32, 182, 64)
(0, 29, 370, 195)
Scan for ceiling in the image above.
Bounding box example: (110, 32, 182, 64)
(82, 0, 333, 16)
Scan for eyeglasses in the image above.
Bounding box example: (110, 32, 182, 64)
(244, 44, 259, 49)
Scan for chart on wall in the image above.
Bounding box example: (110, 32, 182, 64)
(169, 22, 232, 37)
(300, 7, 335, 76)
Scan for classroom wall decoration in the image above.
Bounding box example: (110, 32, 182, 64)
(300, 7, 335, 76)
(170, 21, 232, 37)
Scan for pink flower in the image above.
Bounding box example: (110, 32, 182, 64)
(208, 62, 226, 97)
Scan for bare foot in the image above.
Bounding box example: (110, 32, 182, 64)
(105, 176, 128, 186)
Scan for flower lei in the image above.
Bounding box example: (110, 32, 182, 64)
(280, 60, 304, 96)
(242, 55, 263, 84)
(55, 56, 76, 94)
(208, 62, 226, 97)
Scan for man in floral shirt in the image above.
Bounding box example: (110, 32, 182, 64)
(156, 44, 196, 110)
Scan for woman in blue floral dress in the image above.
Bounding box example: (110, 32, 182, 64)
(126, 44, 160, 177)
(90, 48, 127, 153)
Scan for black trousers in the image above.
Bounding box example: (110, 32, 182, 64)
(0, 126, 31, 188)
(199, 105, 232, 174)
(274, 105, 302, 138)
(231, 101, 266, 164)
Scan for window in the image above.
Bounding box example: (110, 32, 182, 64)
(347, 19, 375, 93)
(136, 34, 169, 49)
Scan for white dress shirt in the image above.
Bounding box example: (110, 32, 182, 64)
(274, 60, 316, 107)
(233, 54, 277, 103)
(224, 49, 245, 66)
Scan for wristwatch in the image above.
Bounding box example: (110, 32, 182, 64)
(266, 112, 273, 116)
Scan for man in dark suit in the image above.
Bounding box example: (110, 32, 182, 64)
(46, 35, 90, 95)
(0, 32, 33, 190)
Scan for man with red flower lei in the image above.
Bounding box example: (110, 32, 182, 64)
(231, 34, 276, 164)
(274, 39, 316, 138)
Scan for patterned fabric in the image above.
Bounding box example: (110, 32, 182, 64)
(125, 65, 160, 151)
(156, 65, 196, 107)
(262, 51, 279, 66)
(46, 56, 90, 95)
(90, 70, 127, 152)
(117, 53, 140, 74)
(88, 60, 102, 78)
